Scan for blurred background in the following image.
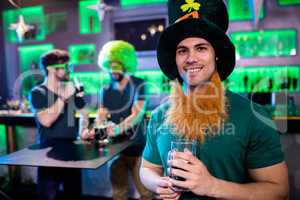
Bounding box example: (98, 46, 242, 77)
(0, 0, 300, 199)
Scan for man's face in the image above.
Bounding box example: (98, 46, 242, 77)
(55, 68, 69, 82)
(110, 61, 125, 82)
(176, 37, 216, 87)
(53, 63, 72, 82)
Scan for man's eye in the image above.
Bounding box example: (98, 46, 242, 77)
(177, 49, 187, 54)
(197, 46, 206, 51)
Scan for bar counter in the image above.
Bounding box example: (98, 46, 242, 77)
(0, 139, 133, 169)
(0, 111, 298, 154)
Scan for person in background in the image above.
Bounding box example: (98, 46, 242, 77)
(140, 0, 289, 200)
(81, 40, 153, 200)
(29, 49, 91, 200)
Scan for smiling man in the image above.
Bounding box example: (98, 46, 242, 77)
(176, 38, 216, 86)
(139, 0, 289, 200)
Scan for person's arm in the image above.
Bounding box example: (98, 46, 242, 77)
(114, 99, 146, 135)
(206, 105, 288, 200)
(140, 105, 180, 200)
(169, 151, 289, 200)
(211, 162, 289, 200)
(36, 97, 65, 127)
(109, 78, 148, 137)
(37, 83, 75, 127)
(140, 159, 181, 200)
(140, 159, 163, 191)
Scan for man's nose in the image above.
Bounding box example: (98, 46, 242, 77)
(186, 50, 197, 64)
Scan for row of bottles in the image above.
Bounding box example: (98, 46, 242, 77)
(65, 66, 300, 96)
(230, 29, 297, 58)
(138, 67, 300, 94)
(225, 66, 299, 93)
(136, 67, 300, 94)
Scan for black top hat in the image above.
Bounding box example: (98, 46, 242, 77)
(157, 0, 236, 81)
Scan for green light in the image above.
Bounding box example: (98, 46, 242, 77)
(230, 29, 297, 57)
(2, 6, 46, 43)
(67, 67, 300, 95)
(120, 0, 167, 7)
(278, 0, 300, 5)
(135, 70, 170, 94)
(79, 0, 101, 34)
(228, 0, 264, 21)
(72, 70, 171, 95)
(18, 44, 54, 97)
(0, 125, 6, 155)
(71, 72, 110, 95)
(69, 44, 96, 65)
(225, 66, 300, 93)
(45, 12, 67, 35)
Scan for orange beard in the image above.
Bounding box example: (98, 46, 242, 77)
(166, 72, 228, 143)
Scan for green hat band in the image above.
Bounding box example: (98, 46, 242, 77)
(46, 63, 73, 74)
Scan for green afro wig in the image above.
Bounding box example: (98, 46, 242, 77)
(98, 40, 137, 73)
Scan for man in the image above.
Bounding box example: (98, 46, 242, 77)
(29, 49, 90, 200)
(140, 0, 289, 200)
(81, 40, 152, 200)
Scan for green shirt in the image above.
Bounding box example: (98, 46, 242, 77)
(142, 91, 284, 200)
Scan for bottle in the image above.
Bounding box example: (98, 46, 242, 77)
(73, 76, 84, 93)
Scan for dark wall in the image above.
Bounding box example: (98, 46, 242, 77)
(0, 1, 9, 104)
(230, 0, 300, 68)
(1, 0, 113, 100)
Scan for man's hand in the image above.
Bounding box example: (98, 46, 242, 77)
(81, 128, 95, 140)
(59, 82, 75, 101)
(155, 177, 181, 200)
(98, 107, 108, 119)
(106, 123, 119, 138)
(168, 150, 217, 196)
(95, 106, 109, 125)
(106, 124, 115, 137)
(76, 91, 84, 98)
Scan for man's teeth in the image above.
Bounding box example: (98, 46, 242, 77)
(187, 68, 202, 73)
